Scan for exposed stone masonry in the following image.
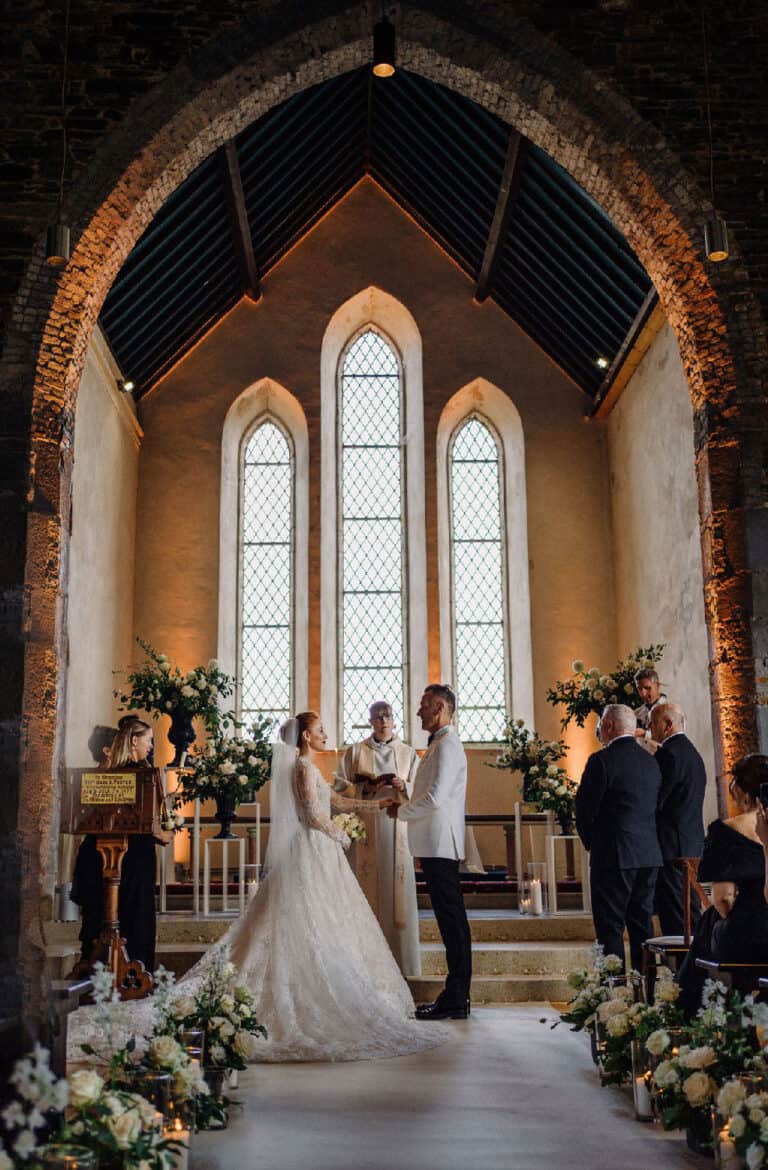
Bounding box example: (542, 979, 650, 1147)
(1, 0, 767, 1029)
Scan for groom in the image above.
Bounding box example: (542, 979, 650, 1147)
(383, 684, 472, 1020)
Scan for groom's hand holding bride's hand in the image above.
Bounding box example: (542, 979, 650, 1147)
(379, 799, 400, 819)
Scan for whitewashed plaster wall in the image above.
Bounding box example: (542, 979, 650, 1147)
(607, 321, 718, 824)
(64, 327, 142, 768)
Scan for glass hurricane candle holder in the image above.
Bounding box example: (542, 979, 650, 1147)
(180, 1028, 205, 1065)
(126, 1069, 173, 1125)
(40, 1145, 98, 1170)
(630, 1038, 654, 1122)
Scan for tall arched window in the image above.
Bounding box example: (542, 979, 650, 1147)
(449, 416, 508, 742)
(239, 418, 294, 726)
(339, 329, 407, 743)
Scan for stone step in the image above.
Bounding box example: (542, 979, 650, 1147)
(408, 974, 573, 1004)
(44, 911, 595, 947)
(419, 941, 593, 977)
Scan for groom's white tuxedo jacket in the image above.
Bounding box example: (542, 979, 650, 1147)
(398, 726, 467, 861)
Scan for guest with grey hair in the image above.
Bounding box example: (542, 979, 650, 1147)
(334, 699, 420, 976)
(576, 703, 663, 970)
(650, 701, 706, 935)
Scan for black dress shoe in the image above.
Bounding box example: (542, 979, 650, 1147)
(415, 999, 470, 1021)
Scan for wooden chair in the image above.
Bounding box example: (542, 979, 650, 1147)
(695, 959, 768, 997)
(642, 858, 709, 1001)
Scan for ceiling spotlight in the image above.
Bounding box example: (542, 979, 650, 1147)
(596, 356, 609, 370)
(46, 222, 71, 268)
(118, 378, 136, 394)
(372, 15, 396, 77)
(704, 215, 729, 262)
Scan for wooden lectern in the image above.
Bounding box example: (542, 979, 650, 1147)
(62, 767, 167, 1000)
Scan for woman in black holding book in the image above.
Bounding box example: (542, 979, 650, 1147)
(676, 754, 768, 1015)
(71, 716, 169, 971)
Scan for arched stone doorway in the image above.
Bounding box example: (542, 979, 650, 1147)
(9, 0, 765, 1019)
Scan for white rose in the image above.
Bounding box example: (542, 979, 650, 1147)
(624, 683, 634, 695)
(683, 1071, 714, 1108)
(172, 995, 196, 1019)
(181, 685, 195, 698)
(604, 677, 616, 690)
(730, 1115, 747, 1138)
(572, 660, 585, 674)
(165, 701, 172, 710)
(597, 997, 627, 1022)
(718, 1080, 748, 1117)
(68, 1068, 104, 1107)
(751, 1109, 767, 1125)
(528, 766, 539, 776)
(655, 980, 680, 1004)
(653, 1061, 679, 1088)
(546, 765, 559, 778)
(197, 680, 207, 691)
(239, 775, 249, 785)
(149, 1035, 184, 1070)
(589, 667, 600, 679)
(247, 755, 258, 766)
(555, 785, 567, 796)
(645, 1029, 670, 1057)
(602, 954, 624, 974)
(593, 689, 605, 702)
(233, 1030, 257, 1060)
(207, 659, 219, 670)
(107, 1108, 143, 1149)
(680, 1045, 717, 1070)
(606, 1012, 629, 1037)
(747, 1144, 766, 1170)
(219, 761, 236, 775)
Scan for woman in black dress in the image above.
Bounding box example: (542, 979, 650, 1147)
(71, 716, 169, 971)
(676, 754, 768, 1015)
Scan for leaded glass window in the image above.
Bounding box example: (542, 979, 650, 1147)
(339, 330, 407, 743)
(449, 417, 508, 742)
(240, 420, 293, 727)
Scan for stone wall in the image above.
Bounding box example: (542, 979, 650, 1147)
(607, 321, 719, 824)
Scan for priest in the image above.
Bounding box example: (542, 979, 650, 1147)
(335, 700, 421, 976)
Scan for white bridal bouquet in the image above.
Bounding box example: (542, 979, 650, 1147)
(331, 812, 367, 842)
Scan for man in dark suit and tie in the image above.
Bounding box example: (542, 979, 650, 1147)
(576, 703, 663, 971)
(650, 702, 706, 936)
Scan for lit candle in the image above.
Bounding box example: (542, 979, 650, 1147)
(718, 1125, 739, 1170)
(634, 1075, 652, 1119)
(530, 878, 543, 915)
(171, 1119, 190, 1170)
(229, 1069, 239, 1090)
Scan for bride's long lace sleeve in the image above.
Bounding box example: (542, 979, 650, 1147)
(294, 759, 350, 847)
(330, 791, 382, 814)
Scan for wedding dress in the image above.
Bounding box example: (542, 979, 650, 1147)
(69, 743, 448, 1064)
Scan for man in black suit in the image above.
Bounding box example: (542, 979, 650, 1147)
(650, 702, 706, 936)
(576, 703, 663, 971)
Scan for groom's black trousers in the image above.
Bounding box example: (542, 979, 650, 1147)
(420, 857, 472, 1005)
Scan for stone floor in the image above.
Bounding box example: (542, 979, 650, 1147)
(191, 1005, 703, 1170)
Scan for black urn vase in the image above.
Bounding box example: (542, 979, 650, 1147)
(557, 810, 575, 836)
(214, 792, 238, 839)
(167, 707, 195, 767)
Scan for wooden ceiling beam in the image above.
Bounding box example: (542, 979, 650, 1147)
(591, 287, 665, 418)
(474, 130, 525, 303)
(220, 140, 261, 303)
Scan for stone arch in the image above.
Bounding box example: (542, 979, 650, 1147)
(10, 0, 763, 1012)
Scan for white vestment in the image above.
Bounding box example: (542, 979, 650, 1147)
(335, 736, 421, 977)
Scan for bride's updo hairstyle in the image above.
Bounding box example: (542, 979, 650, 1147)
(292, 711, 320, 750)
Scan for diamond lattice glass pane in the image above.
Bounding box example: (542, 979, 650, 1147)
(343, 669, 404, 745)
(241, 626, 291, 710)
(453, 541, 503, 623)
(343, 592, 404, 669)
(342, 447, 401, 519)
(242, 463, 292, 543)
(458, 706, 506, 743)
(342, 520, 402, 592)
(340, 331, 406, 742)
(450, 418, 507, 742)
(239, 421, 293, 722)
(343, 378, 400, 444)
(241, 544, 290, 624)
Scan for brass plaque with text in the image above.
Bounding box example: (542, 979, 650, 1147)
(81, 772, 137, 805)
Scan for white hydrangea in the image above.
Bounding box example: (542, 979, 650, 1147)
(653, 1060, 679, 1088)
(606, 1012, 629, 1038)
(655, 979, 680, 1004)
(717, 1080, 747, 1117)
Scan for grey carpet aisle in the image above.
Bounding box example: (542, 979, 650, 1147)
(191, 1004, 703, 1170)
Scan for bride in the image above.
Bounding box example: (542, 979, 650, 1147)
(178, 710, 448, 1062)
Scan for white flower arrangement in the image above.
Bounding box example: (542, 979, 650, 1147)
(114, 638, 235, 737)
(331, 812, 367, 842)
(174, 719, 273, 805)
